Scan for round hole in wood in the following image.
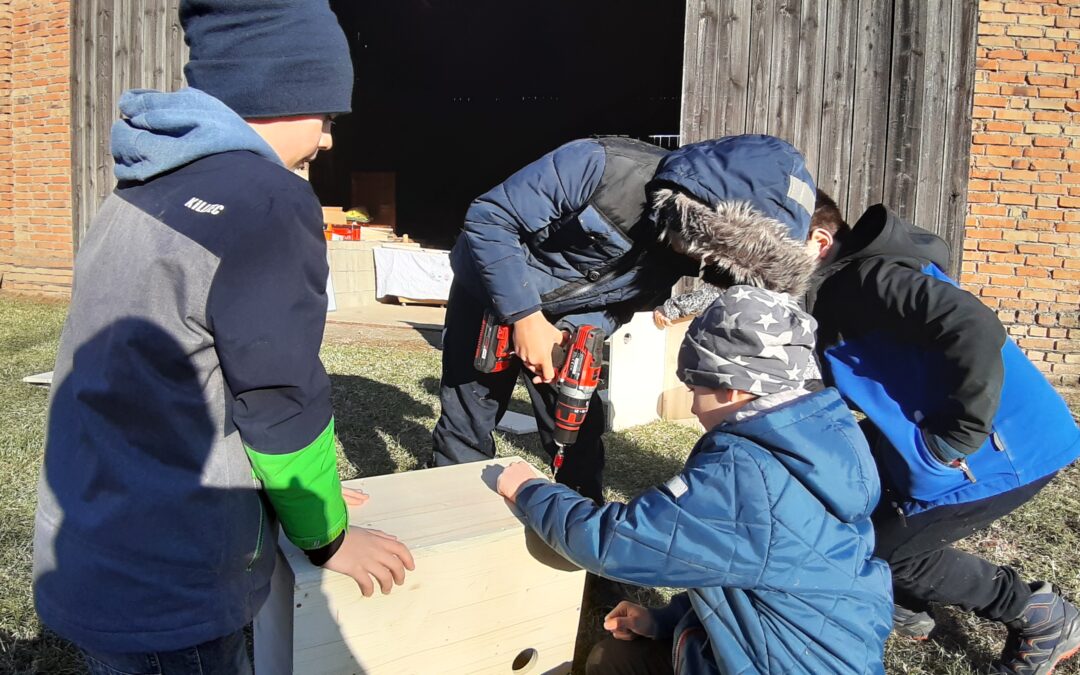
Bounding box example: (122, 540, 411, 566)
(511, 648, 538, 672)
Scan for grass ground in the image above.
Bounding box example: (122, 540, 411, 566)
(1, 291, 1078, 674)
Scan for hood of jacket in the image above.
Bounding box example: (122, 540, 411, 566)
(111, 88, 283, 182)
(722, 388, 879, 523)
(832, 204, 950, 270)
(806, 204, 951, 310)
(647, 135, 819, 296)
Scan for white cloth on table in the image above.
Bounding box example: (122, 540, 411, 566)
(373, 245, 453, 301)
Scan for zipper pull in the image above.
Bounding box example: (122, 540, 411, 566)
(892, 501, 907, 528)
(950, 458, 977, 483)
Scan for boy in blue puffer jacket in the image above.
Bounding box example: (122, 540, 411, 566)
(434, 135, 821, 502)
(497, 285, 892, 675)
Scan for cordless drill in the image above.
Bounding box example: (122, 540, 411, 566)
(474, 311, 605, 474)
(551, 325, 605, 473)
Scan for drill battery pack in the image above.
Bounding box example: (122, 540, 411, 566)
(474, 309, 515, 373)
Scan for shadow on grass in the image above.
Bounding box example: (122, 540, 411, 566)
(330, 374, 436, 476)
(0, 628, 84, 675)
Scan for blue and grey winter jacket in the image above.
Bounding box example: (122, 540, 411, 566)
(515, 389, 893, 674)
(809, 206, 1080, 515)
(33, 88, 346, 653)
(450, 135, 817, 334)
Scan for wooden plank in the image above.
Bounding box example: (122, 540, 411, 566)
(253, 550, 296, 675)
(708, 0, 753, 138)
(912, 0, 950, 233)
(743, 0, 776, 135)
(845, 0, 893, 218)
(794, 0, 827, 178)
(766, 0, 802, 143)
(882, 0, 925, 221)
(607, 312, 665, 430)
(680, 0, 719, 143)
(69, 0, 88, 250)
(148, 0, 167, 90)
(165, 0, 186, 90)
(815, 0, 859, 208)
(938, 0, 978, 275)
(94, 0, 115, 212)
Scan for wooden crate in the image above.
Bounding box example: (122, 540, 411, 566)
(254, 458, 585, 675)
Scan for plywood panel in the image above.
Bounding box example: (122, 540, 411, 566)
(254, 458, 586, 675)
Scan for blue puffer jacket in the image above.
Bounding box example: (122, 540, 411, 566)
(809, 206, 1080, 516)
(450, 135, 816, 334)
(515, 389, 893, 674)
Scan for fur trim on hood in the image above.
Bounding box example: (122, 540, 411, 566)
(654, 188, 819, 296)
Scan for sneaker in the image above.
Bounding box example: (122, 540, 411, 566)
(892, 604, 936, 641)
(994, 582, 1080, 675)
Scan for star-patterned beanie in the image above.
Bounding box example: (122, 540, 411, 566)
(677, 285, 817, 395)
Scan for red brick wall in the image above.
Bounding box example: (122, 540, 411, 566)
(0, 0, 72, 296)
(965, 0, 1080, 388)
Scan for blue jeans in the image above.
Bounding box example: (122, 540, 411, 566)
(81, 628, 250, 675)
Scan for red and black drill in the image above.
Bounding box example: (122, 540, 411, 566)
(550, 324, 605, 472)
(474, 309, 605, 474)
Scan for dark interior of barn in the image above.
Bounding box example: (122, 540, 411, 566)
(314, 0, 685, 249)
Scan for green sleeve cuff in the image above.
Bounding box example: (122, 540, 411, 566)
(245, 418, 348, 550)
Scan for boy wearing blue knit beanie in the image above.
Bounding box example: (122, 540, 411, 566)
(33, 2, 414, 673)
(498, 285, 892, 674)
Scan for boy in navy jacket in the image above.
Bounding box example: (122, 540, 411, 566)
(498, 285, 892, 675)
(806, 194, 1080, 675)
(33, 2, 413, 672)
(435, 135, 821, 501)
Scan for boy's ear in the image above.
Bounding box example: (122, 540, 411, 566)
(807, 227, 835, 261)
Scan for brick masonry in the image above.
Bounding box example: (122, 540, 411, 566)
(0, 2, 1077, 384)
(0, 0, 72, 296)
(966, 0, 1080, 387)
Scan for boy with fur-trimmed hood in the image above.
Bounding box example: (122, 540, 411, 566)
(497, 285, 892, 674)
(433, 134, 820, 501)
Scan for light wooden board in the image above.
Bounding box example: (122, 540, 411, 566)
(255, 458, 585, 675)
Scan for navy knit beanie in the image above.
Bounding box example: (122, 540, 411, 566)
(180, 0, 353, 118)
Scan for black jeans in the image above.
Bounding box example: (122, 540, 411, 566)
(431, 282, 606, 502)
(586, 635, 674, 675)
(873, 472, 1056, 624)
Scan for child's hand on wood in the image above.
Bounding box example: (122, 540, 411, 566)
(497, 461, 546, 503)
(652, 308, 673, 329)
(324, 526, 416, 597)
(603, 601, 658, 640)
(342, 487, 369, 507)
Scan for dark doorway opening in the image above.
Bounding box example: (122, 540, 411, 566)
(315, 1, 685, 249)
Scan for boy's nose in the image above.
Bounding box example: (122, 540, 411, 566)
(319, 132, 333, 152)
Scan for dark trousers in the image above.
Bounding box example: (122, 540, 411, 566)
(81, 628, 250, 675)
(873, 472, 1055, 624)
(431, 282, 606, 502)
(586, 635, 674, 675)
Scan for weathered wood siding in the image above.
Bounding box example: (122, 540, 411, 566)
(70, 0, 187, 250)
(681, 0, 978, 273)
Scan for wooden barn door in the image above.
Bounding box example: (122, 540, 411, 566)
(680, 0, 978, 274)
(70, 0, 189, 251)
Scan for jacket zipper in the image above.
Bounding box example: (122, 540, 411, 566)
(672, 627, 705, 675)
(949, 458, 977, 484)
(540, 246, 651, 304)
(247, 492, 266, 572)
